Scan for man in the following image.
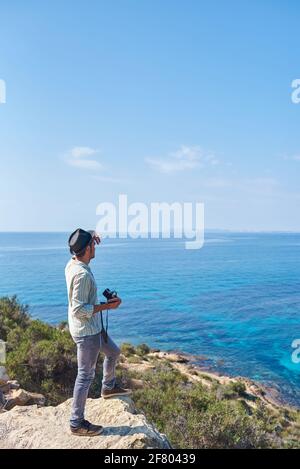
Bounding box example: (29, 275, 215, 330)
(65, 228, 132, 436)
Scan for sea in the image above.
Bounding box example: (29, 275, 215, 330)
(0, 231, 300, 406)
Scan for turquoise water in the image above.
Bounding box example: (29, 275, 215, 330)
(0, 232, 300, 406)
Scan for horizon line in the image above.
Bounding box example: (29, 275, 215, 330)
(1, 229, 300, 234)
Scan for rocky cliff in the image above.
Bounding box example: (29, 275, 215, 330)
(0, 395, 171, 449)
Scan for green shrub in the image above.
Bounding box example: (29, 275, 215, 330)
(2, 296, 103, 404)
(120, 342, 136, 356)
(0, 296, 30, 344)
(229, 380, 247, 396)
(136, 343, 150, 357)
(126, 356, 142, 364)
(215, 380, 247, 400)
(6, 321, 77, 404)
(132, 365, 271, 448)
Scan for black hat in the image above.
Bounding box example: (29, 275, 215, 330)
(68, 228, 92, 255)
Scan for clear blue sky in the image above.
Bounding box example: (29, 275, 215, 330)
(0, 0, 299, 231)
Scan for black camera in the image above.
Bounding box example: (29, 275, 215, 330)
(102, 288, 118, 301)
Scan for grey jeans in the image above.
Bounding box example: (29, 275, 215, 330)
(70, 331, 121, 427)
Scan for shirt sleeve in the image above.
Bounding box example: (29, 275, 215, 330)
(71, 272, 95, 320)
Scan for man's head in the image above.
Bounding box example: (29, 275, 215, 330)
(68, 228, 100, 263)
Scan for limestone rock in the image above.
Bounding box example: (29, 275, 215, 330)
(148, 351, 188, 363)
(4, 389, 45, 410)
(7, 380, 20, 390)
(0, 396, 171, 449)
(119, 361, 155, 374)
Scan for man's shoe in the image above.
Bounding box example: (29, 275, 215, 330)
(101, 384, 132, 399)
(70, 419, 104, 436)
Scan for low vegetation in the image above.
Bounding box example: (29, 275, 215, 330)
(1, 296, 103, 403)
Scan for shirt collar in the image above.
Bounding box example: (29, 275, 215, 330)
(72, 256, 91, 272)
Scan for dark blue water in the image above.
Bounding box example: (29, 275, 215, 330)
(0, 232, 300, 406)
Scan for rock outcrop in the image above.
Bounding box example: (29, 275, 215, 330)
(0, 396, 171, 449)
(0, 366, 45, 411)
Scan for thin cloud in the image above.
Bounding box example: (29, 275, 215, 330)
(71, 146, 97, 159)
(204, 177, 232, 188)
(145, 145, 219, 173)
(70, 159, 103, 171)
(66, 146, 103, 171)
(283, 154, 300, 161)
(92, 175, 128, 184)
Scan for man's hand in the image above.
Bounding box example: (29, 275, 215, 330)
(93, 233, 101, 245)
(93, 297, 121, 314)
(89, 230, 101, 245)
(107, 297, 122, 309)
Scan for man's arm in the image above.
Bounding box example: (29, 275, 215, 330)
(71, 272, 95, 320)
(93, 298, 122, 314)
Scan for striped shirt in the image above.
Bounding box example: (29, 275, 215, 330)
(65, 257, 102, 337)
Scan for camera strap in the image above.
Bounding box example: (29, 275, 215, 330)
(100, 308, 109, 343)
